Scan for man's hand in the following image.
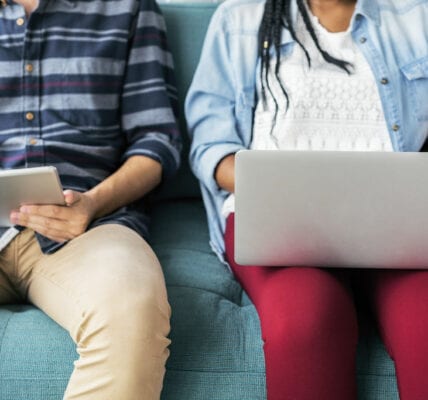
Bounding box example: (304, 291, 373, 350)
(10, 190, 96, 243)
(9, 155, 163, 243)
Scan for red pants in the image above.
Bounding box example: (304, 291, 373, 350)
(225, 213, 428, 400)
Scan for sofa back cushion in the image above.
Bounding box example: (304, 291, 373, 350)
(157, 3, 218, 200)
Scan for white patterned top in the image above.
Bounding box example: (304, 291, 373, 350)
(222, 8, 393, 217)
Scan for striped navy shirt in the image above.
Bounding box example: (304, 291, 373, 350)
(0, 0, 181, 253)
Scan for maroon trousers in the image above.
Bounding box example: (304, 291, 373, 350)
(225, 213, 428, 400)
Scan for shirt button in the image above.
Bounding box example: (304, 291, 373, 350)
(380, 78, 389, 85)
(25, 112, 34, 121)
(16, 18, 25, 26)
(25, 63, 34, 73)
(360, 37, 367, 43)
(29, 138, 38, 145)
(392, 124, 400, 132)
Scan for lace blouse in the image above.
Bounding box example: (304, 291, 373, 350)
(222, 8, 392, 217)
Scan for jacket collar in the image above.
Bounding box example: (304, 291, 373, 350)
(354, 0, 380, 26)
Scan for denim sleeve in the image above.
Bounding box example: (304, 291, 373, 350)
(185, 4, 246, 195)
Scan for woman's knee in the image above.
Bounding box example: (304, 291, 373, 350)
(372, 270, 428, 352)
(258, 267, 358, 348)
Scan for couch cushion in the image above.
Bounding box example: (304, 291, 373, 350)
(0, 199, 401, 400)
(0, 1, 401, 399)
(150, 199, 267, 399)
(0, 306, 76, 400)
(150, 199, 399, 400)
(155, 3, 218, 200)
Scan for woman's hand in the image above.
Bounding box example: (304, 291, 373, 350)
(10, 190, 97, 243)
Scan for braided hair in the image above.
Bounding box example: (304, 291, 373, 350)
(258, 0, 353, 136)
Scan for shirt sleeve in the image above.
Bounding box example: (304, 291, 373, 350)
(185, 4, 247, 195)
(121, 0, 181, 181)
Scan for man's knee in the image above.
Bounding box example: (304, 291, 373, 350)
(73, 226, 171, 347)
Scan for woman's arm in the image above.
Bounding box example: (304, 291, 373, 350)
(215, 153, 236, 194)
(186, 5, 247, 195)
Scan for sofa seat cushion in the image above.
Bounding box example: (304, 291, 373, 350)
(150, 199, 399, 400)
(0, 199, 400, 400)
(0, 306, 76, 400)
(150, 199, 267, 399)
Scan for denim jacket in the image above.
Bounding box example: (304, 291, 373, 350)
(185, 0, 428, 262)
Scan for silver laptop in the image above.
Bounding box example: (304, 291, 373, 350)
(234, 150, 428, 268)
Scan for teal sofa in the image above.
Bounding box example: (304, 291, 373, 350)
(0, 3, 400, 399)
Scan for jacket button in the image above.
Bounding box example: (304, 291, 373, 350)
(360, 37, 367, 43)
(380, 78, 389, 85)
(392, 124, 400, 132)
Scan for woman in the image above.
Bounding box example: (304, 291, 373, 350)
(186, 0, 428, 399)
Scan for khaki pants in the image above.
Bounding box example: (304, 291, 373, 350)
(0, 224, 171, 400)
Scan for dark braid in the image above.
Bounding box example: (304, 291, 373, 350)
(259, 0, 275, 107)
(296, 0, 352, 73)
(258, 0, 286, 142)
(258, 0, 353, 139)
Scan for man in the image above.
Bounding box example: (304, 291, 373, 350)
(0, 0, 180, 399)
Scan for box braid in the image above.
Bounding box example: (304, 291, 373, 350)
(258, 0, 353, 137)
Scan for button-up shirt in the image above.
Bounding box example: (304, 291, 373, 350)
(186, 0, 428, 262)
(0, 0, 181, 253)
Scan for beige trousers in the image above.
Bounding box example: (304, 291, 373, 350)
(0, 224, 171, 400)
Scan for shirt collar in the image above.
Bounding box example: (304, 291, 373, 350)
(354, 0, 381, 26)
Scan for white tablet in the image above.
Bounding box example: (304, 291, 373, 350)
(0, 166, 65, 227)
